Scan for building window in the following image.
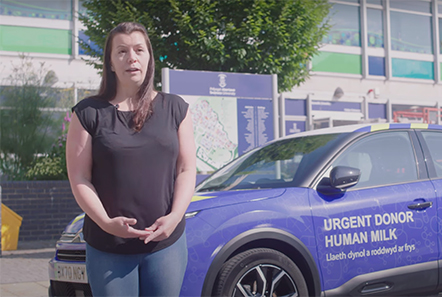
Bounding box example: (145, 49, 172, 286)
(0, 0, 72, 20)
(367, 8, 384, 48)
(366, 0, 382, 5)
(439, 18, 442, 54)
(0, 25, 72, 55)
(323, 3, 361, 47)
(338, 0, 360, 3)
(392, 58, 434, 80)
(390, 11, 433, 54)
(368, 103, 386, 119)
(78, 31, 102, 56)
(389, 0, 431, 14)
(78, 0, 87, 16)
(368, 56, 385, 76)
(312, 52, 362, 75)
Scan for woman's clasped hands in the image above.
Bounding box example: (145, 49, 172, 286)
(140, 212, 182, 244)
(101, 216, 152, 239)
(100, 213, 182, 244)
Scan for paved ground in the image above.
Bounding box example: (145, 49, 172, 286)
(1, 240, 56, 297)
(1, 240, 440, 297)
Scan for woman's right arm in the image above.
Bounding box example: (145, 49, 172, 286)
(66, 112, 150, 238)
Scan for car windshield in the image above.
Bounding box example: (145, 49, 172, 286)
(196, 133, 343, 192)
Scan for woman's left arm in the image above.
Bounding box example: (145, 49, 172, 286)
(142, 109, 196, 243)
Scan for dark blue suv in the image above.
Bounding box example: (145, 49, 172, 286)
(49, 123, 442, 297)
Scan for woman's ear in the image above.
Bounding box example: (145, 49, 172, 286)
(110, 64, 115, 72)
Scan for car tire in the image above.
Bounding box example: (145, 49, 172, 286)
(213, 248, 309, 297)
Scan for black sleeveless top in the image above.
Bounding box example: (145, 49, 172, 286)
(72, 92, 188, 254)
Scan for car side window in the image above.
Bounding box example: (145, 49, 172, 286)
(330, 131, 418, 189)
(421, 131, 442, 178)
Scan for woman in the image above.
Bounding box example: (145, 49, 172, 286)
(66, 22, 196, 297)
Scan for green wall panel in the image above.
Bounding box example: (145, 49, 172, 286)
(0, 25, 71, 55)
(312, 52, 362, 75)
(392, 58, 434, 80)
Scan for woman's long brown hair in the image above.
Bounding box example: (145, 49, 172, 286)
(97, 22, 155, 132)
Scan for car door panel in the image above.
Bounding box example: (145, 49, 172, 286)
(427, 178, 442, 292)
(310, 181, 438, 295)
(416, 130, 442, 292)
(309, 131, 438, 295)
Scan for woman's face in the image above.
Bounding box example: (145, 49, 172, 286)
(110, 31, 150, 89)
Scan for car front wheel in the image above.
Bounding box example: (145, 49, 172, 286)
(213, 248, 309, 297)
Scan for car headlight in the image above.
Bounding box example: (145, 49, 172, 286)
(57, 228, 85, 243)
(185, 211, 199, 219)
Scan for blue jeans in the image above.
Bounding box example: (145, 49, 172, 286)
(86, 233, 187, 297)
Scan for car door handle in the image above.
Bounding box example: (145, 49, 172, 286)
(407, 201, 432, 210)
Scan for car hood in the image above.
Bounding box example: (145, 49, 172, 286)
(63, 188, 286, 234)
(187, 188, 286, 212)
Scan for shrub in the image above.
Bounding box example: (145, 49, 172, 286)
(25, 112, 71, 180)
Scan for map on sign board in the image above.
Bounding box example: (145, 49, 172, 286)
(182, 95, 238, 172)
(166, 68, 275, 173)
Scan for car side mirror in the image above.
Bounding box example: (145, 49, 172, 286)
(330, 166, 360, 189)
(317, 166, 360, 195)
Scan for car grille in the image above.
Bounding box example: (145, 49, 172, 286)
(57, 249, 86, 262)
(50, 280, 92, 297)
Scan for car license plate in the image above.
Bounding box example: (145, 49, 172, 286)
(55, 263, 88, 284)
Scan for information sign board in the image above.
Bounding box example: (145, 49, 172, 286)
(163, 68, 277, 172)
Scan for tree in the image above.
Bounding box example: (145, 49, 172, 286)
(0, 55, 60, 180)
(79, 0, 331, 92)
